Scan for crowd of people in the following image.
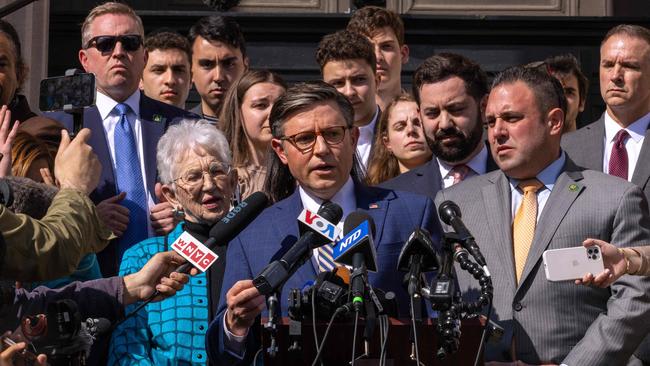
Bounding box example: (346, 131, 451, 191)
(1, 2, 650, 365)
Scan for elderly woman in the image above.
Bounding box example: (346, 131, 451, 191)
(108, 120, 236, 365)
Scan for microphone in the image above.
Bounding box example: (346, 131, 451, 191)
(397, 228, 439, 296)
(174, 191, 269, 274)
(0, 177, 59, 219)
(332, 211, 377, 312)
(253, 201, 343, 296)
(438, 200, 488, 270)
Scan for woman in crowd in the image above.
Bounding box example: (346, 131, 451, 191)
(108, 119, 237, 365)
(219, 69, 286, 201)
(366, 94, 432, 185)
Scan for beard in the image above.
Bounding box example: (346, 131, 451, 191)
(427, 116, 484, 163)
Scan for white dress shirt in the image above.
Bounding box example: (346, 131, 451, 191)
(438, 144, 489, 189)
(95, 90, 154, 233)
(356, 106, 380, 169)
(603, 110, 650, 181)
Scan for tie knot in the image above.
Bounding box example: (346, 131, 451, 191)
(450, 164, 471, 184)
(518, 178, 543, 194)
(115, 103, 130, 116)
(614, 129, 630, 146)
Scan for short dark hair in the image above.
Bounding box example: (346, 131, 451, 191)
(602, 24, 650, 47)
(0, 19, 27, 89)
(315, 30, 376, 73)
(412, 53, 488, 105)
(347, 6, 405, 46)
(188, 15, 246, 58)
(543, 54, 589, 104)
(145, 30, 192, 62)
(492, 65, 567, 117)
(264, 81, 363, 203)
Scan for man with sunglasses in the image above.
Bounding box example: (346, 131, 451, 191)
(206, 81, 440, 364)
(52, 2, 197, 278)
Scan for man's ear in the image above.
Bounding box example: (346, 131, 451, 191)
(79, 49, 90, 72)
(578, 97, 586, 113)
(271, 138, 289, 165)
(547, 107, 564, 136)
(400, 44, 410, 65)
(243, 56, 250, 71)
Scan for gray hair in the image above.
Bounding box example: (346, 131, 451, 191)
(81, 2, 145, 48)
(157, 119, 231, 184)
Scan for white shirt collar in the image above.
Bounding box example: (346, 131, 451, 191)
(298, 176, 356, 221)
(604, 110, 650, 144)
(95, 89, 141, 120)
(437, 144, 489, 178)
(358, 106, 380, 140)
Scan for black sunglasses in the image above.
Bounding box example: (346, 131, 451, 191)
(85, 34, 143, 53)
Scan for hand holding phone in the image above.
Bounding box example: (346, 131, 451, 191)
(543, 246, 604, 282)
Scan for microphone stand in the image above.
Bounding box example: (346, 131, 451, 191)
(265, 291, 280, 358)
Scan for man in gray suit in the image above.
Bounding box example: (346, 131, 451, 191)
(561, 24, 650, 365)
(436, 65, 650, 365)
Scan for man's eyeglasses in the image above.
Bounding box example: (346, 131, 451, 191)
(281, 126, 349, 153)
(173, 161, 232, 189)
(85, 34, 143, 53)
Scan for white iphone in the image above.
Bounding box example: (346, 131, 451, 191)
(543, 246, 604, 282)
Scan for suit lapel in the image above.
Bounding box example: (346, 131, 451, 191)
(139, 94, 166, 200)
(517, 160, 585, 289)
(482, 172, 517, 291)
(355, 184, 390, 247)
(85, 107, 117, 200)
(579, 116, 605, 171)
(631, 124, 650, 191)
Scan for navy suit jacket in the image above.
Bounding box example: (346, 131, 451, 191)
(50, 92, 198, 276)
(206, 183, 440, 365)
(380, 142, 499, 200)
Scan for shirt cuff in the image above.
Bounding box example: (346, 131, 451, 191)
(222, 310, 248, 359)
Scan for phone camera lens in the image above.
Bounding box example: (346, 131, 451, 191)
(591, 254, 598, 260)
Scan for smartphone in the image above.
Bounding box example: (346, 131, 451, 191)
(543, 246, 604, 282)
(39, 73, 96, 112)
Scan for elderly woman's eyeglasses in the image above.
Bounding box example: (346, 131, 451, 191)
(173, 161, 232, 188)
(280, 126, 349, 153)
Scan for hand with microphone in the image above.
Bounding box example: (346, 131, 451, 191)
(332, 211, 378, 312)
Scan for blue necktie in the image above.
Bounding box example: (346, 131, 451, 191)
(114, 103, 148, 260)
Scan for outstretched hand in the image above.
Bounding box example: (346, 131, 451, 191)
(574, 238, 626, 288)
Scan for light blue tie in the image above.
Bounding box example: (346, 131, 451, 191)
(114, 103, 148, 260)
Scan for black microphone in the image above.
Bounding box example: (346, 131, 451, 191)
(175, 191, 269, 274)
(253, 201, 343, 296)
(438, 200, 488, 271)
(333, 211, 377, 312)
(397, 228, 439, 296)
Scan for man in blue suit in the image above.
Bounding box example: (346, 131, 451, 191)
(206, 81, 439, 365)
(381, 53, 498, 198)
(52, 2, 197, 277)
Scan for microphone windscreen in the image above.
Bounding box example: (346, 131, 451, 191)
(208, 191, 269, 244)
(438, 200, 461, 225)
(343, 210, 376, 237)
(318, 201, 343, 224)
(2, 177, 59, 219)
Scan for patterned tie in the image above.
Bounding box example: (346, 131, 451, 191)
(513, 178, 544, 284)
(608, 129, 630, 180)
(316, 200, 338, 272)
(114, 103, 149, 260)
(450, 164, 471, 185)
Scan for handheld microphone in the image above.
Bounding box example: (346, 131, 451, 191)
(174, 191, 269, 274)
(438, 200, 488, 270)
(332, 211, 377, 312)
(253, 202, 343, 296)
(397, 228, 439, 296)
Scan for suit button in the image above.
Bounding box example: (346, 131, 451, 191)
(513, 302, 523, 311)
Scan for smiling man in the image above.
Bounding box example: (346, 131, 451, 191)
(316, 30, 380, 168)
(436, 65, 650, 365)
(347, 6, 409, 111)
(140, 30, 192, 109)
(51, 2, 196, 277)
(561, 24, 650, 365)
(188, 15, 248, 125)
(206, 81, 439, 365)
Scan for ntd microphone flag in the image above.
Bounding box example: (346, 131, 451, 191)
(170, 231, 219, 272)
(333, 220, 378, 272)
(297, 208, 340, 242)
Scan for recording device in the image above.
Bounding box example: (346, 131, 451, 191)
(543, 246, 604, 281)
(253, 201, 343, 296)
(39, 73, 95, 113)
(39, 70, 96, 136)
(174, 191, 269, 274)
(7, 299, 111, 366)
(438, 200, 488, 272)
(397, 228, 439, 296)
(332, 211, 378, 312)
(288, 267, 351, 321)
